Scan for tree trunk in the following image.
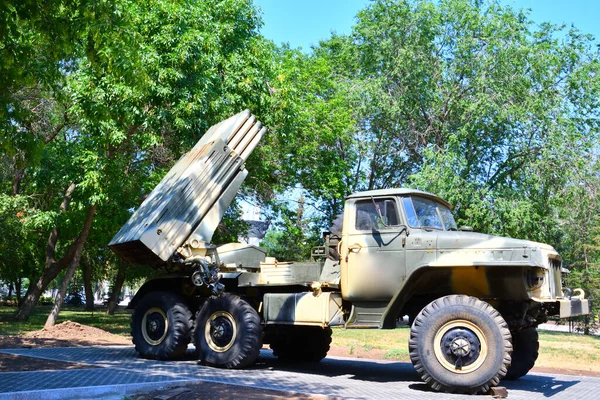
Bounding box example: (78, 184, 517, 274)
(83, 255, 94, 312)
(15, 279, 22, 304)
(45, 204, 96, 328)
(15, 183, 77, 321)
(15, 263, 64, 320)
(12, 167, 25, 196)
(7, 283, 13, 298)
(106, 263, 126, 316)
(45, 258, 79, 328)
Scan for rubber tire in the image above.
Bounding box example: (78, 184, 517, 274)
(270, 326, 332, 362)
(131, 291, 192, 360)
(194, 295, 262, 369)
(409, 295, 512, 394)
(504, 328, 539, 380)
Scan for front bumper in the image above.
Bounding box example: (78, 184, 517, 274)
(535, 288, 590, 318)
(558, 297, 590, 318)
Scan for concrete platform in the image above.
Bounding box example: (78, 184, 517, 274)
(0, 346, 598, 399)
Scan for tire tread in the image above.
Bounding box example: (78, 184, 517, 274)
(409, 295, 512, 394)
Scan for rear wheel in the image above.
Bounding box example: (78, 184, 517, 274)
(194, 295, 262, 369)
(504, 328, 539, 380)
(131, 291, 192, 360)
(270, 326, 332, 362)
(409, 295, 512, 394)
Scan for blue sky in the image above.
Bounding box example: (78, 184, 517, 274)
(254, 0, 600, 50)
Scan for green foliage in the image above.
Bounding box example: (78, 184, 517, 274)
(260, 199, 321, 261)
(0, 0, 276, 311)
(255, 45, 359, 223)
(212, 201, 250, 246)
(566, 267, 600, 333)
(0, 194, 48, 284)
(559, 169, 600, 331)
(320, 0, 600, 245)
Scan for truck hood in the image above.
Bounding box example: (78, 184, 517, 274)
(414, 231, 557, 267)
(435, 231, 555, 252)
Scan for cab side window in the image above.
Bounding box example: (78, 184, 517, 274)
(355, 199, 399, 230)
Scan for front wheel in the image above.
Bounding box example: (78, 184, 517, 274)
(409, 295, 512, 394)
(194, 295, 262, 369)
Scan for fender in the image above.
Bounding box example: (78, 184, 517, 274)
(381, 264, 530, 328)
(127, 275, 193, 309)
(381, 264, 433, 328)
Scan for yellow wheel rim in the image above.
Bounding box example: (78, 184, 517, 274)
(141, 307, 168, 345)
(205, 311, 237, 353)
(433, 319, 488, 374)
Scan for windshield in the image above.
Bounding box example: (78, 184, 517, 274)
(402, 196, 458, 231)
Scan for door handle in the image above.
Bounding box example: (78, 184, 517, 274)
(348, 244, 362, 253)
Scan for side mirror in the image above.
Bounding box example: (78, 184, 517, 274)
(459, 226, 474, 232)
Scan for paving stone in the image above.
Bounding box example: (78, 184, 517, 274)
(0, 346, 598, 400)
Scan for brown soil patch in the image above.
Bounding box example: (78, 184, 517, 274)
(531, 366, 600, 378)
(0, 321, 130, 373)
(0, 321, 131, 349)
(0, 353, 94, 373)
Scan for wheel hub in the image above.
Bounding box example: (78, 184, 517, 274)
(433, 320, 488, 374)
(441, 327, 481, 367)
(141, 307, 168, 345)
(205, 311, 236, 352)
(450, 336, 471, 357)
(210, 318, 233, 343)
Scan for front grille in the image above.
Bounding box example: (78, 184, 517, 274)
(548, 257, 562, 298)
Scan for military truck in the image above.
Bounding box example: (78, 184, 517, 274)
(109, 111, 589, 394)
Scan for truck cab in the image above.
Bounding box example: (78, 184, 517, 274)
(339, 189, 588, 330)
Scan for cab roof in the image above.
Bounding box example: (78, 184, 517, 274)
(346, 188, 453, 209)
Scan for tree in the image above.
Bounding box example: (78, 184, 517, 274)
(4, 0, 276, 321)
(45, 204, 96, 327)
(558, 159, 600, 332)
(304, 0, 600, 243)
(0, 194, 48, 302)
(253, 45, 360, 225)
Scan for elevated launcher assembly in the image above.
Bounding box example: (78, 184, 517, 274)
(109, 110, 266, 268)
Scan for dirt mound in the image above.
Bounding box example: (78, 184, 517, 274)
(1, 321, 131, 349)
(25, 320, 128, 342)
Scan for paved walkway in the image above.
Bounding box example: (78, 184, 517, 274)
(0, 346, 598, 399)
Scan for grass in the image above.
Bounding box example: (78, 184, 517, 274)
(331, 326, 600, 373)
(0, 305, 131, 337)
(537, 330, 600, 372)
(2, 305, 600, 373)
(331, 326, 410, 358)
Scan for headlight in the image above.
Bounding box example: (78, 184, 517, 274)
(526, 267, 545, 290)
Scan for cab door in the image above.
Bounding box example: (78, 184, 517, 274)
(341, 197, 407, 302)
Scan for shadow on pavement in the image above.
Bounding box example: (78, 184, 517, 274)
(253, 353, 421, 383)
(257, 350, 582, 397)
(503, 375, 580, 397)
